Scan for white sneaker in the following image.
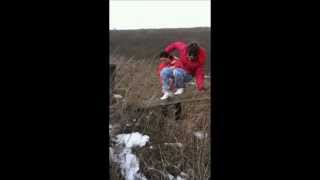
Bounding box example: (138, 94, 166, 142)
(174, 88, 184, 95)
(160, 91, 173, 100)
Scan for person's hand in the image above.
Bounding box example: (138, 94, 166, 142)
(170, 60, 177, 65)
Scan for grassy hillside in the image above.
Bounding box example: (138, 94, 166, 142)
(110, 27, 211, 73)
(109, 27, 211, 179)
(109, 56, 211, 179)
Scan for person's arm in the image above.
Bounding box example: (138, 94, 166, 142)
(195, 48, 207, 91)
(197, 48, 207, 65)
(164, 41, 187, 57)
(195, 66, 205, 91)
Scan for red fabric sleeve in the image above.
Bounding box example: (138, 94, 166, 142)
(195, 65, 205, 91)
(194, 48, 207, 90)
(164, 41, 187, 57)
(198, 48, 207, 65)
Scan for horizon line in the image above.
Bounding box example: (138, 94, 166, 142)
(109, 26, 211, 30)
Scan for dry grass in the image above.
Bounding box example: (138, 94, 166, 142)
(109, 54, 211, 180)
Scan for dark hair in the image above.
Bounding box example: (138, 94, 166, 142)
(159, 51, 173, 59)
(187, 42, 200, 58)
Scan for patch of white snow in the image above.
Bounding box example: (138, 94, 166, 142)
(115, 132, 150, 148)
(193, 131, 208, 140)
(111, 132, 150, 180)
(113, 94, 123, 99)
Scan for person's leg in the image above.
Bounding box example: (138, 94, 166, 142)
(173, 68, 190, 95)
(169, 78, 175, 91)
(160, 68, 174, 99)
(184, 73, 193, 83)
(173, 68, 188, 89)
(160, 68, 173, 92)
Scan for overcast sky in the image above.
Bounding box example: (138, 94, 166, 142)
(110, 0, 210, 30)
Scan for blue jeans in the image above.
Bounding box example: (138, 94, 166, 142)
(160, 67, 193, 92)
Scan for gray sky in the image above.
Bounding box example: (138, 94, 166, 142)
(110, 0, 210, 30)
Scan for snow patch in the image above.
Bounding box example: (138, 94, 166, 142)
(176, 175, 186, 180)
(115, 132, 150, 148)
(117, 149, 146, 180)
(126, 123, 131, 127)
(168, 173, 175, 180)
(113, 94, 123, 99)
(180, 171, 189, 178)
(109, 147, 114, 161)
(167, 172, 187, 180)
(111, 132, 150, 180)
(193, 131, 208, 140)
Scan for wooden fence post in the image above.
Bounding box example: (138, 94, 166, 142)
(175, 103, 182, 121)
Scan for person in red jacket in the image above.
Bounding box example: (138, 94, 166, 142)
(159, 41, 206, 100)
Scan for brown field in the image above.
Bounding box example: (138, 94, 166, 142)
(110, 27, 211, 73)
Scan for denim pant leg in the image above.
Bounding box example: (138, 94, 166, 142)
(184, 73, 193, 83)
(160, 67, 174, 92)
(173, 68, 187, 89)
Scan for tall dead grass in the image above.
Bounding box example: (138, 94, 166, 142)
(109, 54, 211, 180)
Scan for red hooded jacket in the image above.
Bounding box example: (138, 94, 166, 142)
(164, 41, 206, 91)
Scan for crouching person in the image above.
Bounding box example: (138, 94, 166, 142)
(163, 41, 207, 95)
